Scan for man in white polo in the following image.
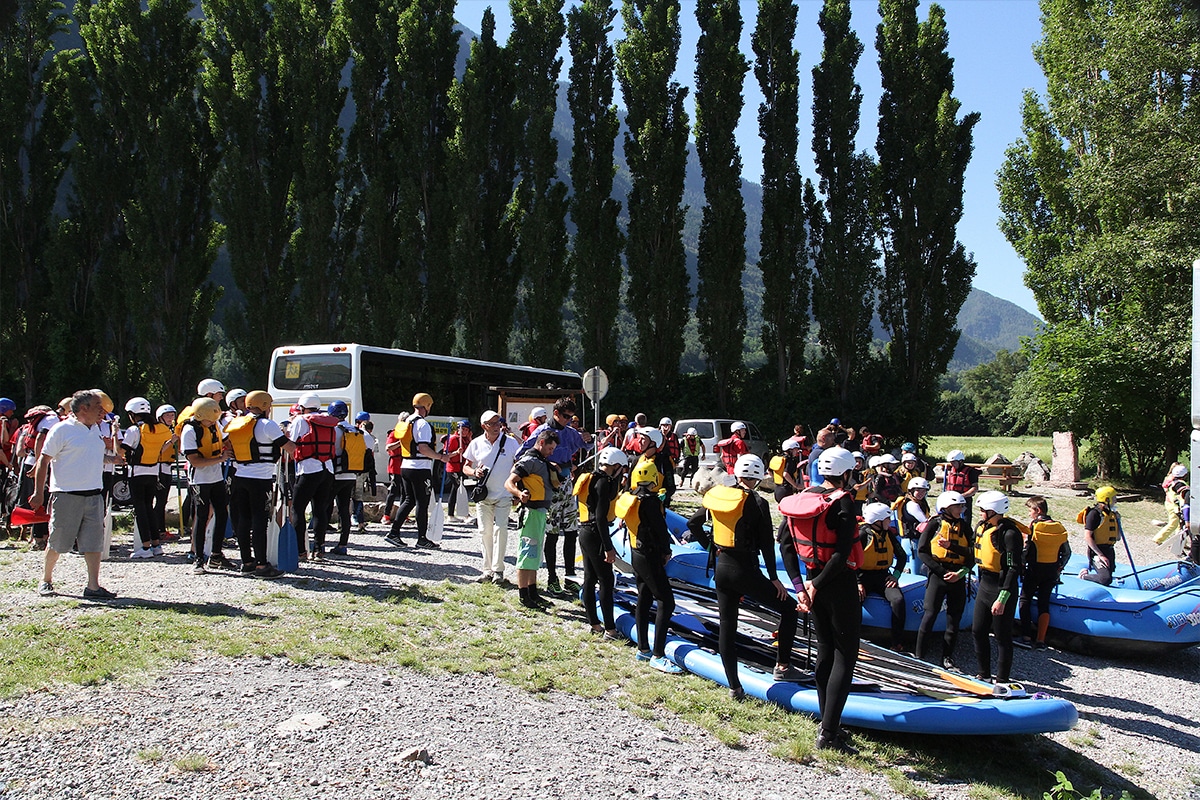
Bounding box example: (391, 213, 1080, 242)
(463, 410, 520, 583)
(29, 390, 116, 599)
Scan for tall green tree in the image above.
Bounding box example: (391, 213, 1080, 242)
(751, 0, 805, 399)
(203, 0, 301, 378)
(1, 0, 72, 404)
(59, 0, 220, 403)
(449, 9, 521, 361)
(566, 0, 623, 375)
(510, 0, 570, 368)
(615, 0, 690, 389)
(809, 0, 878, 412)
(874, 0, 978, 440)
(997, 0, 1199, 477)
(693, 0, 748, 413)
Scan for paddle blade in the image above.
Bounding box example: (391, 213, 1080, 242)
(11, 505, 50, 525)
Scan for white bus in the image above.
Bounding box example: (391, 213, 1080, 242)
(267, 343, 583, 440)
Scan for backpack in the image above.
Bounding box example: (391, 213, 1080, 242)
(20, 406, 55, 453)
(394, 417, 416, 458)
(779, 488, 862, 571)
(338, 427, 368, 473)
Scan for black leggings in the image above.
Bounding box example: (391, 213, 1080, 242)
(230, 476, 272, 566)
(292, 470, 334, 553)
(153, 471, 171, 535)
(973, 570, 1017, 681)
(1019, 562, 1059, 638)
(631, 548, 674, 658)
(916, 570, 967, 663)
(1081, 543, 1116, 586)
(392, 468, 431, 540)
(578, 521, 615, 629)
(860, 569, 906, 647)
(810, 568, 861, 736)
(192, 480, 229, 559)
(444, 472, 463, 516)
(544, 531, 578, 581)
(384, 475, 405, 517)
(714, 551, 799, 691)
(331, 478, 354, 547)
(128, 473, 159, 547)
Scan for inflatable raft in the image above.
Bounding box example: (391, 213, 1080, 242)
(608, 579, 1078, 735)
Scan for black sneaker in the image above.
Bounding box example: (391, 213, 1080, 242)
(254, 565, 284, 579)
(729, 687, 746, 702)
(240, 562, 259, 575)
(416, 538, 440, 550)
(383, 534, 406, 547)
(772, 664, 809, 683)
(82, 586, 117, 600)
(815, 729, 858, 756)
(942, 657, 959, 672)
(208, 553, 237, 571)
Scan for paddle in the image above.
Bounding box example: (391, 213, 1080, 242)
(1116, 517, 1142, 589)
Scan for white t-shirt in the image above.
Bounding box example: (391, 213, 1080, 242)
(403, 414, 435, 470)
(230, 417, 288, 481)
(42, 417, 105, 493)
(905, 500, 929, 525)
(180, 420, 226, 485)
(463, 433, 519, 502)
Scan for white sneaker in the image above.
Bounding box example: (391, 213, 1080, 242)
(130, 549, 154, 559)
(151, 545, 164, 555)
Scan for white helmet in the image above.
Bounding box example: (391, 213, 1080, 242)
(818, 446, 857, 477)
(907, 477, 931, 491)
(731, 421, 747, 433)
(638, 427, 664, 449)
(783, 439, 801, 451)
(868, 455, 883, 469)
(124, 397, 152, 415)
(1170, 464, 1188, 479)
(298, 392, 321, 410)
(901, 452, 918, 463)
(197, 378, 225, 396)
(936, 490, 967, 513)
(976, 490, 1010, 516)
(686, 427, 698, 436)
(877, 454, 898, 465)
(155, 404, 176, 420)
(863, 502, 892, 525)
(226, 388, 247, 405)
(597, 447, 628, 468)
(947, 449, 966, 463)
(734, 454, 766, 481)
(852, 451, 864, 461)
(659, 417, 672, 427)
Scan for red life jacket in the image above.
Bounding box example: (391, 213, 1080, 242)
(294, 413, 338, 462)
(716, 436, 746, 474)
(944, 465, 974, 494)
(20, 407, 55, 453)
(779, 488, 863, 571)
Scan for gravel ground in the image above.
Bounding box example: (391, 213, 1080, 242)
(1, 494, 1197, 800)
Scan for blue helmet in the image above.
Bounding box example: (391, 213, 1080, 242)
(901, 441, 916, 453)
(327, 400, 349, 419)
(354, 410, 370, 423)
(0, 397, 14, 414)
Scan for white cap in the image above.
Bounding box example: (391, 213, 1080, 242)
(659, 417, 672, 426)
(480, 410, 501, 425)
(531, 406, 548, 420)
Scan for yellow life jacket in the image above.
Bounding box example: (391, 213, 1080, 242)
(338, 427, 367, 473)
(930, 517, 970, 566)
(681, 436, 701, 457)
(702, 484, 748, 548)
(859, 523, 895, 571)
(854, 468, 874, 502)
(131, 422, 173, 467)
(890, 496, 908, 538)
(574, 472, 594, 522)
(394, 417, 416, 457)
(1030, 519, 1069, 564)
(974, 522, 1003, 573)
(769, 455, 787, 484)
(1076, 505, 1119, 546)
(186, 419, 223, 459)
(225, 414, 272, 464)
(176, 403, 197, 429)
(615, 492, 642, 547)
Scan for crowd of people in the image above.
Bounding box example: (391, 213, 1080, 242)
(1, 389, 1191, 756)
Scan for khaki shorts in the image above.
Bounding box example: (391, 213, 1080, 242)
(48, 492, 105, 554)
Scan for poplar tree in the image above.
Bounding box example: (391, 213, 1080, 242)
(809, 0, 878, 411)
(510, 0, 570, 368)
(875, 0, 978, 439)
(566, 0, 623, 375)
(449, 9, 521, 361)
(752, 0, 805, 399)
(615, 0, 690, 389)
(693, 0, 748, 413)
(1, 0, 72, 403)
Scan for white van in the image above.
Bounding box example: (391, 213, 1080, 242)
(673, 418, 770, 471)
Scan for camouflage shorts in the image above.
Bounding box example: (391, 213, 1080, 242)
(547, 479, 578, 536)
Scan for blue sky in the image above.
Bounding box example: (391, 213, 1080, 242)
(454, 0, 1047, 315)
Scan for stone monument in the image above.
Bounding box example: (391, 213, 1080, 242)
(1049, 431, 1085, 488)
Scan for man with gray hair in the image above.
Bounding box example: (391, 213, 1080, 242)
(29, 390, 116, 599)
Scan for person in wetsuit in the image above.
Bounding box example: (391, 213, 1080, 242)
(916, 490, 973, 671)
(576, 446, 628, 638)
(971, 491, 1024, 682)
(1018, 495, 1070, 650)
(857, 501, 908, 651)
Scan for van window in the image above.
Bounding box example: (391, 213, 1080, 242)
(688, 421, 715, 439)
(748, 423, 764, 441)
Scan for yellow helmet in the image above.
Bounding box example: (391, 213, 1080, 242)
(632, 460, 660, 488)
(191, 397, 222, 425)
(245, 390, 273, 414)
(90, 390, 114, 414)
(1095, 485, 1117, 505)
(412, 392, 433, 410)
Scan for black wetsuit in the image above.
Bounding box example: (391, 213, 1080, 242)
(857, 522, 908, 648)
(1019, 517, 1070, 642)
(687, 488, 800, 694)
(1080, 506, 1118, 586)
(916, 514, 973, 666)
(972, 518, 1023, 681)
(578, 471, 622, 630)
(630, 489, 674, 659)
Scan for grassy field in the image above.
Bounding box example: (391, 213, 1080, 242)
(924, 436, 1099, 480)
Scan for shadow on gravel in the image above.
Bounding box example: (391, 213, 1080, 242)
(77, 596, 275, 620)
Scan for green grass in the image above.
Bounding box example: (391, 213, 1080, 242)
(173, 753, 213, 772)
(924, 436, 1098, 479)
(0, 578, 1154, 800)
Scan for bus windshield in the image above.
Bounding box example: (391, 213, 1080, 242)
(271, 353, 352, 392)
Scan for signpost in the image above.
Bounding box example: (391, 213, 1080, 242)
(581, 366, 609, 449)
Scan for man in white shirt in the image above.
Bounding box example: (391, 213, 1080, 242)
(29, 390, 115, 599)
(386, 392, 449, 549)
(463, 410, 520, 583)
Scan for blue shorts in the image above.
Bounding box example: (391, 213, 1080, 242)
(517, 508, 548, 570)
